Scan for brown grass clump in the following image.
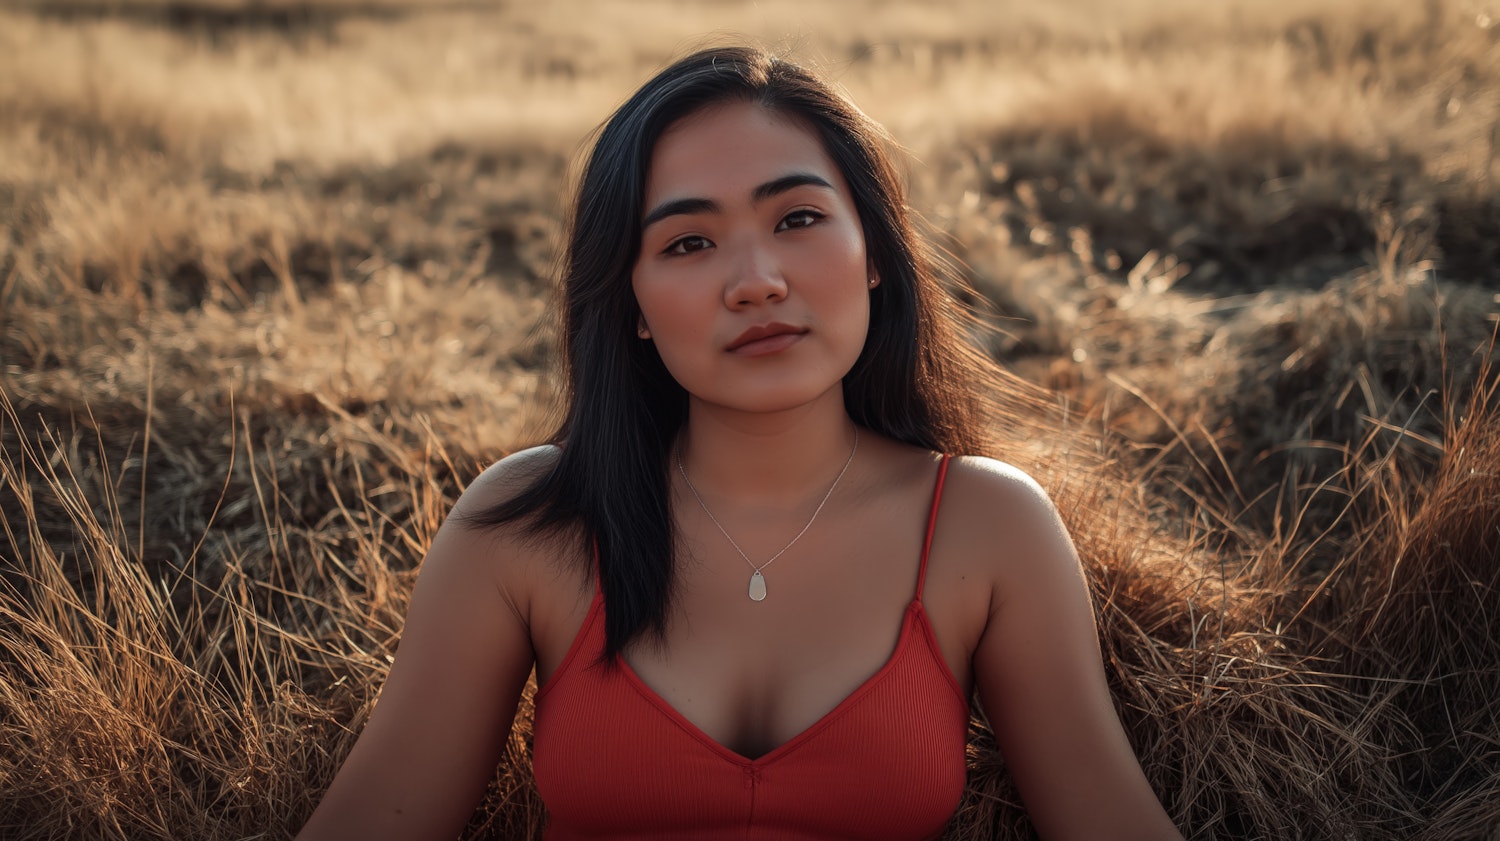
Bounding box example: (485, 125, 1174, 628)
(3, 0, 1500, 838)
(1315, 373, 1500, 840)
(949, 361, 1500, 839)
(0, 383, 547, 839)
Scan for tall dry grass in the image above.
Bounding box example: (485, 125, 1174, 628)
(3, 0, 1499, 838)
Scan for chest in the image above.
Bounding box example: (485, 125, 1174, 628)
(533, 453, 997, 759)
(532, 484, 987, 752)
(531, 591, 971, 841)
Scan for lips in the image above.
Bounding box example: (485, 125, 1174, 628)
(726, 322, 807, 353)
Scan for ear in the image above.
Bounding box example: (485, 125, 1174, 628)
(637, 316, 652, 340)
(866, 258, 880, 289)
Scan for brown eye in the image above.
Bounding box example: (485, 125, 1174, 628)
(665, 235, 712, 256)
(776, 210, 824, 231)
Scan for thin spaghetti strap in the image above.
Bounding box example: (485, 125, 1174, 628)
(591, 538, 603, 597)
(916, 455, 951, 602)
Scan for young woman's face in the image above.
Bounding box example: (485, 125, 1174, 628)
(631, 101, 873, 416)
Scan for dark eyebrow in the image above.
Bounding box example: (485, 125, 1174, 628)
(641, 197, 719, 231)
(640, 172, 835, 231)
(752, 172, 834, 203)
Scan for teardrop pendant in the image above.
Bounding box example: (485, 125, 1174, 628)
(748, 570, 767, 601)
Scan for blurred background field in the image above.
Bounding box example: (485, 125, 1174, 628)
(2, 0, 1498, 838)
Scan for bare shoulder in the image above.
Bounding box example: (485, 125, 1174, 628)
(937, 455, 1080, 594)
(452, 443, 563, 521)
(411, 441, 567, 628)
(946, 455, 1052, 502)
(940, 455, 1062, 538)
(422, 444, 572, 616)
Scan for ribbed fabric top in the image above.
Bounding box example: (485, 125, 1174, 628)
(532, 456, 969, 840)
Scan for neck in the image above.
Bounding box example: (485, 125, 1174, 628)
(676, 391, 859, 505)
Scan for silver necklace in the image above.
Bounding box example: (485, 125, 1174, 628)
(676, 429, 859, 602)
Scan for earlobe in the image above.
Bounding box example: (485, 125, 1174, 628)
(637, 318, 652, 340)
(868, 276, 880, 289)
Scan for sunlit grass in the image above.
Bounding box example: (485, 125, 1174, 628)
(2, 0, 1498, 837)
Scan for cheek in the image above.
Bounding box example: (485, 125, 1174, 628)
(632, 273, 716, 381)
(634, 280, 696, 337)
(630, 267, 668, 330)
(826, 223, 869, 285)
(808, 234, 872, 312)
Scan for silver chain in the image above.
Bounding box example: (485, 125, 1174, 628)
(676, 428, 859, 576)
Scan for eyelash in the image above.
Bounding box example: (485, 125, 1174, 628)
(661, 209, 826, 256)
(664, 235, 711, 256)
(776, 209, 824, 231)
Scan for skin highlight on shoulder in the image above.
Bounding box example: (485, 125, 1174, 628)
(937, 455, 1084, 608)
(943, 456, 1065, 543)
(456, 444, 563, 519)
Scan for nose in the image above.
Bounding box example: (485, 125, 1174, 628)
(723, 239, 787, 308)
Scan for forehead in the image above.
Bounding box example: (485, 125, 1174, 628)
(643, 101, 846, 204)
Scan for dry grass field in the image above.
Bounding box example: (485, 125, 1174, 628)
(2, 0, 1499, 838)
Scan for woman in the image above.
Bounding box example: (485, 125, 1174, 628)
(298, 45, 1185, 840)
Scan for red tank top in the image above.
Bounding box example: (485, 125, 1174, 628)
(532, 456, 968, 841)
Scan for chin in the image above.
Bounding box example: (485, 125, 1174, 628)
(708, 379, 849, 415)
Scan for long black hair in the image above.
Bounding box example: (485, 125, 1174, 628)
(474, 45, 1001, 661)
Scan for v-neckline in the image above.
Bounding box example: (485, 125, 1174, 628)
(535, 455, 957, 765)
(616, 600, 924, 766)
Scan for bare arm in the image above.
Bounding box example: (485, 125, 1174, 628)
(296, 449, 553, 841)
(963, 459, 1184, 841)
